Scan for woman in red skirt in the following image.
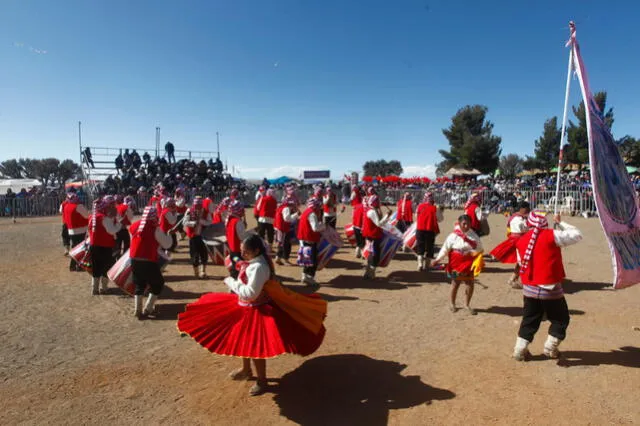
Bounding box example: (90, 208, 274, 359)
(431, 215, 484, 314)
(489, 201, 530, 288)
(177, 234, 326, 396)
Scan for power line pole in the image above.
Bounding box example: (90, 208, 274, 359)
(155, 127, 161, 158)
(216, 132, 220, 159)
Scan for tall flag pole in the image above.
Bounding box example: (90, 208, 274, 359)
(569, 22, 640, 289)
(553, 27, 575, 214)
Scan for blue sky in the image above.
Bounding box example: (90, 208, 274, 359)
(1, 0, 639, 179)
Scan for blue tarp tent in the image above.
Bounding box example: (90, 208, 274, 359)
(267, 176, 293, 185)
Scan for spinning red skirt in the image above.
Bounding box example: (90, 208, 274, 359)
(489, 235, 520, 264)
(177, 292, 326, 359)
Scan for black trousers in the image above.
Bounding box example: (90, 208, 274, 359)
(115, 228, 130, 257)
(302, 242, 318, 277)
(189, 236, 208, 267)
(415, 230, 436, 258)
(61, 224, 70, 247)
(518, 296, 570, 342)
(324, 216, 337, 229)
(228, 251, 242, 279)
(132, 259, 165, 296)
(90, 245, 115, 278)
(277, 231, 293, 260)
(170, 233, 178, 252)
(258, 222, 275, 245)
(69, 233, 86, 270)
(366, 238, 382, 267)
(354, 227, 365, 249)
(396, 220, 410, 234)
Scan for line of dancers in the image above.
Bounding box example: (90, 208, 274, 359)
(60, 185, 582, 395)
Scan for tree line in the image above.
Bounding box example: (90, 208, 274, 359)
(431, 91, 639, 179)
(0, 158, 82, 188)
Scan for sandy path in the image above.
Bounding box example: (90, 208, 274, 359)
(0, 210, 638, 425)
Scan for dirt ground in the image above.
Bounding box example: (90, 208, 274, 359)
(0, 209, 638, 425)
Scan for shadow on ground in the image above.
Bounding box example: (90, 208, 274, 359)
(271, 354, 456, 426)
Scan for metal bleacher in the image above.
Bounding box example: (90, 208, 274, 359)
(79, 145, 221, 196)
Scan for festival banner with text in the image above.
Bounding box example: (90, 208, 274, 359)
(571, 29, 640, 289)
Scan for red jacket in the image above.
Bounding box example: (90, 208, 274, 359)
(185, 210, 207, 238)
(274, 204, 291, 233)
(416, 203, 439, 233)
(129, 220, 160, 262)
(89, 214, 116, 248)
(297, 208, 321, 243)
(396, 199, 413, 222)
(226, 216, 242, 253)
(352, 204, 364, 229)
(259, 195, 277, 219)
(362, 209, 383, 240)
(159, 208, 176, 233)
(149, 196, 162, 213)
(63, 203, 89, 234)
(465, 202, 481, 232)
(116, 204, 131, 227)
(516, 229, 565, 285)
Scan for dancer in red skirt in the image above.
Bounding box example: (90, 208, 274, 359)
(174, 188, 188, 240)
(489, 201, 530, 288)
(431, 215, 484, 314)
(177, 234, 327, 396)
(62, 192, 90, 271)
(414, 191, 442, 272)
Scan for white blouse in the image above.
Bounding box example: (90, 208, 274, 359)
(223, 256, 271, 303)
(434, 229, 483, 262)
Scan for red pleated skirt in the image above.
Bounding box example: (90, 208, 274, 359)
(177, 293, 326, 359)
(490, 235, 520, 264)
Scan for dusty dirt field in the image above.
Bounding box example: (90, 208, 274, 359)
(0, 209, 638, 425)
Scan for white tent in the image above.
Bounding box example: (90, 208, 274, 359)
(444, 167, 481, 177)
(0, 179, 41, 195)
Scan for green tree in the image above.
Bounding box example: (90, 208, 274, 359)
(616, 135, 640, 167)
(533, 117, 561, 172)
(18, 158, 39, 179)
(33, 158, 60, 187)
(363, 159, 403, 177)
(0, 159, 23, 178)
(498, 154, 524, 179)
(57, 159, 82, 186)
(438, 105, 502, 174)
(565, 91, 614, 167)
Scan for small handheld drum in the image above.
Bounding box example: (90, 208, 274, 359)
(70, 239, 92, 273)
(344, 223, 357, 247)
(402, 222, 417, 251)
(316, 226, 344, 270)
(205, 237, 229, 266)
(363, 224, 402, 267)
(107, 249, 169, 296)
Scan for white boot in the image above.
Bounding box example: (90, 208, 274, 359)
(425, 257, 433, 272)
(134, 295, 143, 318)
(100, 276, 109, 294)
(355, 247, 362, 259)
(91, 277, 100, 296)
(543, 335, 562, 359)
(63, 245, 70, 256)
(199, 264, 207, 279)
(302, 274, 318, 287)
(417, 255, 424, 271)
(143, 294, 158, 316)
(513, 337, 531, 361)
